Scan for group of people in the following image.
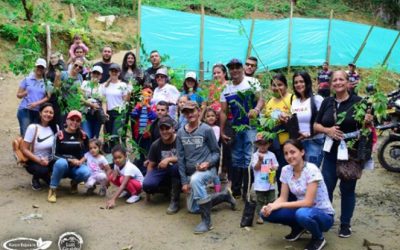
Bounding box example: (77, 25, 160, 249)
(16, 36, 372, 249)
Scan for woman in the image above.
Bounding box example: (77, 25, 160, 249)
(21, 103, 57, 190)
(264, 73, 294, 192)
(48, 110, 91, 203)
(291, 71, 324, 167)
(314, 70, 373, 238)
(81, 65, 105, 139)
(181, 71, 204, 106)
(120, 51, 144, 85)
(101, 63, 130, 151)
(261, 139, 334, 250)
(209, 64, 229, 113)
(151, 67, 180, 119)
(53, 57, 84, 124)
(17, 58, 50, 136)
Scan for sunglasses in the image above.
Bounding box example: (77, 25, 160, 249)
(245, 63, 257, 67)
(74, 64, 83, 70)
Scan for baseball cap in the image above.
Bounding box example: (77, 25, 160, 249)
(92, 65, 103, 74)
(226, 58, 243, 69)
(109, 63, 121, 71)
(155, 67, 168, 77)
(348, 62, 356, 67)
(158, 115, 176, 128)
(181, 101, 199, 113)
(67, 110, 82, 120)
(185, 71, 197, 81)
(35, 58, 47, 69)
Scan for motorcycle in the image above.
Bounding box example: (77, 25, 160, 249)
(376, 88, 400, 172)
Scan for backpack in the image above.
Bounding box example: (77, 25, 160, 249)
(12, 125, 38, 166)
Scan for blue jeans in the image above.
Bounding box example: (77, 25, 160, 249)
(262, 207, 334, 240)
(17, 108, 40, 136)
(82, 115, 102, 139)
(142, 164, 180, 193)
(302, 137, 324, 168)
(186, 168, 217, 213)
(322, 151, 357, 226)
(50, 158, 91, 189)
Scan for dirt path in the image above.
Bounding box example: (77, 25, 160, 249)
(0, 59, 399, 249)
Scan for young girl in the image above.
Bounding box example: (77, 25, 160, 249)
(177, 95, 189, 129)
(261, 139, 334, 250)
(84, 139, 110, 196)
(106, 145, 144, 208)
(68, 35, 89, 59)
(203, 108, 221, 193)
(251, 133, 279, 224)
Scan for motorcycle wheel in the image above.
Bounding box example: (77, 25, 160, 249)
(378, 136, 400, 172)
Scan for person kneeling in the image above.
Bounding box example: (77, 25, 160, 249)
(177, 101, 236, 234)
(261, 139, 334, 250)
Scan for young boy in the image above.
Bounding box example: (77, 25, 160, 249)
(251, 132, 279, 224)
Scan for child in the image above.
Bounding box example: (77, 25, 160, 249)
(69, 35, 89, 59)
(84, 139, 109, 196)
(204, 108, 221, 193)
(177, 95, 189, 129)
(106, 145, 144, 209)
(251, 132, 279, 224)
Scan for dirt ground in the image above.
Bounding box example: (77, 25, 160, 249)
(1, 55, 400, 250)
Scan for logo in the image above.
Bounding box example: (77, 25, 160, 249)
(58, 232, 83, 250)
(3, 237, 52, 250)
(37, 135, 53, 143)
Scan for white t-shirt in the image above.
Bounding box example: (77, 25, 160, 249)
(211, 125, 220, 142)
(220, 76, 261, 103)
(24, 124, 54, 158)
(290, 95, 323, 135)
(151, 84, 180, 118)
(81, 81, 102, 99)
(280, 162, 335, 215)
(101, 81, 130, 111)
(84, 152, 108, 173)
(114, 160, 144, 183)
(251, 150, 279, 191)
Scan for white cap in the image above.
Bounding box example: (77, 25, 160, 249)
(185, 71, 197, 81)
(35, 58, 47, 69)
(92, 65, 103, 74)
(155, 67, 168, 77)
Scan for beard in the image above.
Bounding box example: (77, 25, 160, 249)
(103, 56, 111, 63)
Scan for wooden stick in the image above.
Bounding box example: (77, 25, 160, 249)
(326, 9, 334, 64)
(46, 24, 51, 64)
(287, 0, 294, 74)
(136, 0, 142, 63)
(199, 4, 205, 83)
(353, 25, 374, 64)
(69, 4, 76, 20)
(382, 31, 400, 66)
(246, 18, 255, 59)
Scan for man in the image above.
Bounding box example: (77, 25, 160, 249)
(220, 58, 264, 199)
(142, 116, 181, 214)
(149, 100, 169, 143)
(244, 56, 258, 77)
(144, 50, 166, 90)
(346, 62, 360, 95)
(177, 101, 236, 234)
(94, 46, 113, 83)
(317, 61, 332, 98)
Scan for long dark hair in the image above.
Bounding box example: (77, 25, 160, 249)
(183, 78, 199, 93)
(39, 103, 57, 134)
(292, 71, 313, 99)
(271, 73, 288, 87)
(212, 64, 229, 81)
(283, 139, 306, 160)
(121, 52, 141, 80)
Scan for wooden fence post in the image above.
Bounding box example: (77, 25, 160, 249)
(287, 0, 294, 74)
(326, 9, 333, 64)
(46, 24, 51, 63)
(136, 0, 142, 63)
(199, 4, 205, 83)
(382, 31, 400, 66)
(353, 25, 374, 64)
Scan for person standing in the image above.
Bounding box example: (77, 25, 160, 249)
(94, 46, 113, 83)
(317, 62, 332, 98)
(220, 58, 264, 199)
(177, 101, 236, 234)
(346, 63, 360, 96)
(144, 50, 166, 90)
(244, 56, 258, 77)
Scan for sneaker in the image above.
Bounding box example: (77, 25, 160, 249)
(98, 186, 107, 196)
(338, 224, 352, 238)
(86, 185, 96, 195)
(119, 190, 129, 198)
(304, 238, 326, 250)
(126, 195, 141, 204)
(70, 181, 78, 194)
(31, 178, 42, 191)
(256, 217, 264, 224)
(284, 228, 306, 241)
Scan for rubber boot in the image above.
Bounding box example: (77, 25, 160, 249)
(211, 188, 236, 210)
(166, 178, 180, 215)
(47, 188, 56, 203)
(193, 200, 213, 234)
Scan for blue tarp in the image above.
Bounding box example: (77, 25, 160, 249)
(141, 5, 400, 78)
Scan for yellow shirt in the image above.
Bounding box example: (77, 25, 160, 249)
(264, 93, 295, 144)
